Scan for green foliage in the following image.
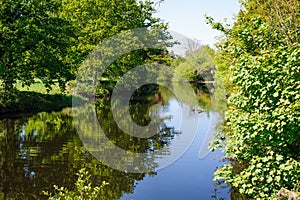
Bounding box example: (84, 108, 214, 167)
(0, 0, 170, 95)
(174, 46, 215, 82)
(60, 0, 167, 56)
(14, 79, 62, 94)
(208, 0, 300, 199)
(44, 168, 109, 200)
(59, 0, 171, 97)
(0, 0, 75, 91)
(215, 153, 300, 199)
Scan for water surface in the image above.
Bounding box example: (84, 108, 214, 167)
(0, 84, 229, 199)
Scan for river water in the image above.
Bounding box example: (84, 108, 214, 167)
(0, 84, 230, 199)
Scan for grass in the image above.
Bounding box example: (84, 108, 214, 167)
(14, 79, 63, 94)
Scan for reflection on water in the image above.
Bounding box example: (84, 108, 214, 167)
(0, 84, 229, 199)
(0, 110, 150, 199)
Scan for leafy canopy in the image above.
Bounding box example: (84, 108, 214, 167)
(0, 0, 169, 93)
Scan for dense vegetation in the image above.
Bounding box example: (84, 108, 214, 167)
(0, 0, 170, 113)
(2, 0, 299, 199)
(208, 0, 300, 199)
(174, 45, 215, 83)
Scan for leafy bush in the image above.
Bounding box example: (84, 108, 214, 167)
(44, 168, 109, 200)
(208, 0, 300, 199)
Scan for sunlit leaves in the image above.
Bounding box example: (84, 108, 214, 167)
(208, 0, 300, 198)
(174, 46, 215, 82)
(0, 0, 75, 91)
(0, 0, 169, 93)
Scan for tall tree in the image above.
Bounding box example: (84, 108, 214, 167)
(60, 0, 167, 56)
(0, 0, 169, 93)
(0, 0, 75, 92)
(60, 0, 171, 97)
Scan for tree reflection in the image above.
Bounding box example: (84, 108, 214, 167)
(0, 85, 182, 199)
(73, 83, 183, 173)
(0, 110, 149, 199)
(98, 84, 178, 153)
(0, 83, 216, 199)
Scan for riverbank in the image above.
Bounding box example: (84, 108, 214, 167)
(0, 79, 88, 117)
(0, 90, 76, 117)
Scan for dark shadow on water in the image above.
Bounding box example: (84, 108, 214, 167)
(0, 90, 84, 119)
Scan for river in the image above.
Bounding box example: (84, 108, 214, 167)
(0, 84, 230, 199)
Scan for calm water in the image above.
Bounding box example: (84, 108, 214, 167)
(0, 85, 230, 199)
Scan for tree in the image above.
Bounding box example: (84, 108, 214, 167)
(175, 45, 215, 82)
(0, 0, 169, 94)
(0, 0, 75, 92)
(208, 0, 300, 198)
(60, 0, 167, 57)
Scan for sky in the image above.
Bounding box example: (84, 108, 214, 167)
(154, 0, 241, 47)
